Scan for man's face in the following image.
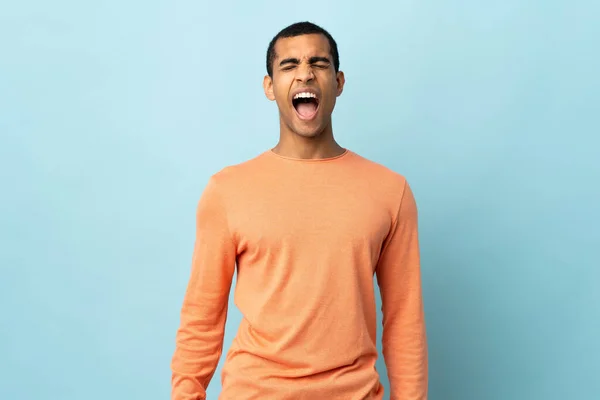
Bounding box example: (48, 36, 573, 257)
(264, 34, 345, 138)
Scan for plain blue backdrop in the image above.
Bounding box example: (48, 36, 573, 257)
(1, 1, 598, 399)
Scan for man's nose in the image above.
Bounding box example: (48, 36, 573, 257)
(295, 63, 315, 83)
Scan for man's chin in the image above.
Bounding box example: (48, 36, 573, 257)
(293, 128, 322, 138)
(291, 122, 324, 138)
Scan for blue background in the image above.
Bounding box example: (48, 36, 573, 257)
(1, 1, 598, 399)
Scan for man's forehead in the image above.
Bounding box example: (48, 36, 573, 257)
(274, 34, 331, 59)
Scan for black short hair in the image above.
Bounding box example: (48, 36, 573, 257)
(266, 21, 339, 77)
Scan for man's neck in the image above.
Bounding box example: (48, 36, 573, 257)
(273, 126, 345, 160)
(271, 139, 345, 160)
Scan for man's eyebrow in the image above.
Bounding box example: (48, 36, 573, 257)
(279, 58, 300, 67)
(309, 56, 331, 64)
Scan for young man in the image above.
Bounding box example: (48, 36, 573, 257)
(171, 22, 428, 400)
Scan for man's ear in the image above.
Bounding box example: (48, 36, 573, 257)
(336, 70, 345, 97)
(263, 75, 275, 101)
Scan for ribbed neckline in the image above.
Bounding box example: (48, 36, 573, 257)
(266, 148, 350, 163)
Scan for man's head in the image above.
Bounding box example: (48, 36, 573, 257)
(263, 22, 345, 139)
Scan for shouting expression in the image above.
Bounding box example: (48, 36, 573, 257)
(264, 33, 345, 139)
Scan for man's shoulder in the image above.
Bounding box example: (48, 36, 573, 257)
(204, 150, 269, 189)
(348, 150, 409, 187)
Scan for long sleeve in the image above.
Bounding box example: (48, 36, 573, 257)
(376, 180, 428, 400)
(171, 176, 237, 400)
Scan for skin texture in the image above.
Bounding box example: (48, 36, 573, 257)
(263, 33, 346, 160)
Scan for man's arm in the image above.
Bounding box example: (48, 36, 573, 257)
(171, 176, 236, 400)
(375, 179, 428, 400)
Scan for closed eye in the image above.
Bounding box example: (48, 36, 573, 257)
(281, 63, 328, 72)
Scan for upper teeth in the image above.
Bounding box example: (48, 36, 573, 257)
(294, 92, 317, 99)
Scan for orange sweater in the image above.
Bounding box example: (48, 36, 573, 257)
(171, 149, 428, 400)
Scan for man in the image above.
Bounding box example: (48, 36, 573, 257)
(171, 21, 428, 400)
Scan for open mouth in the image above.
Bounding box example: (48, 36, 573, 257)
(292, 92, 320, 120)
